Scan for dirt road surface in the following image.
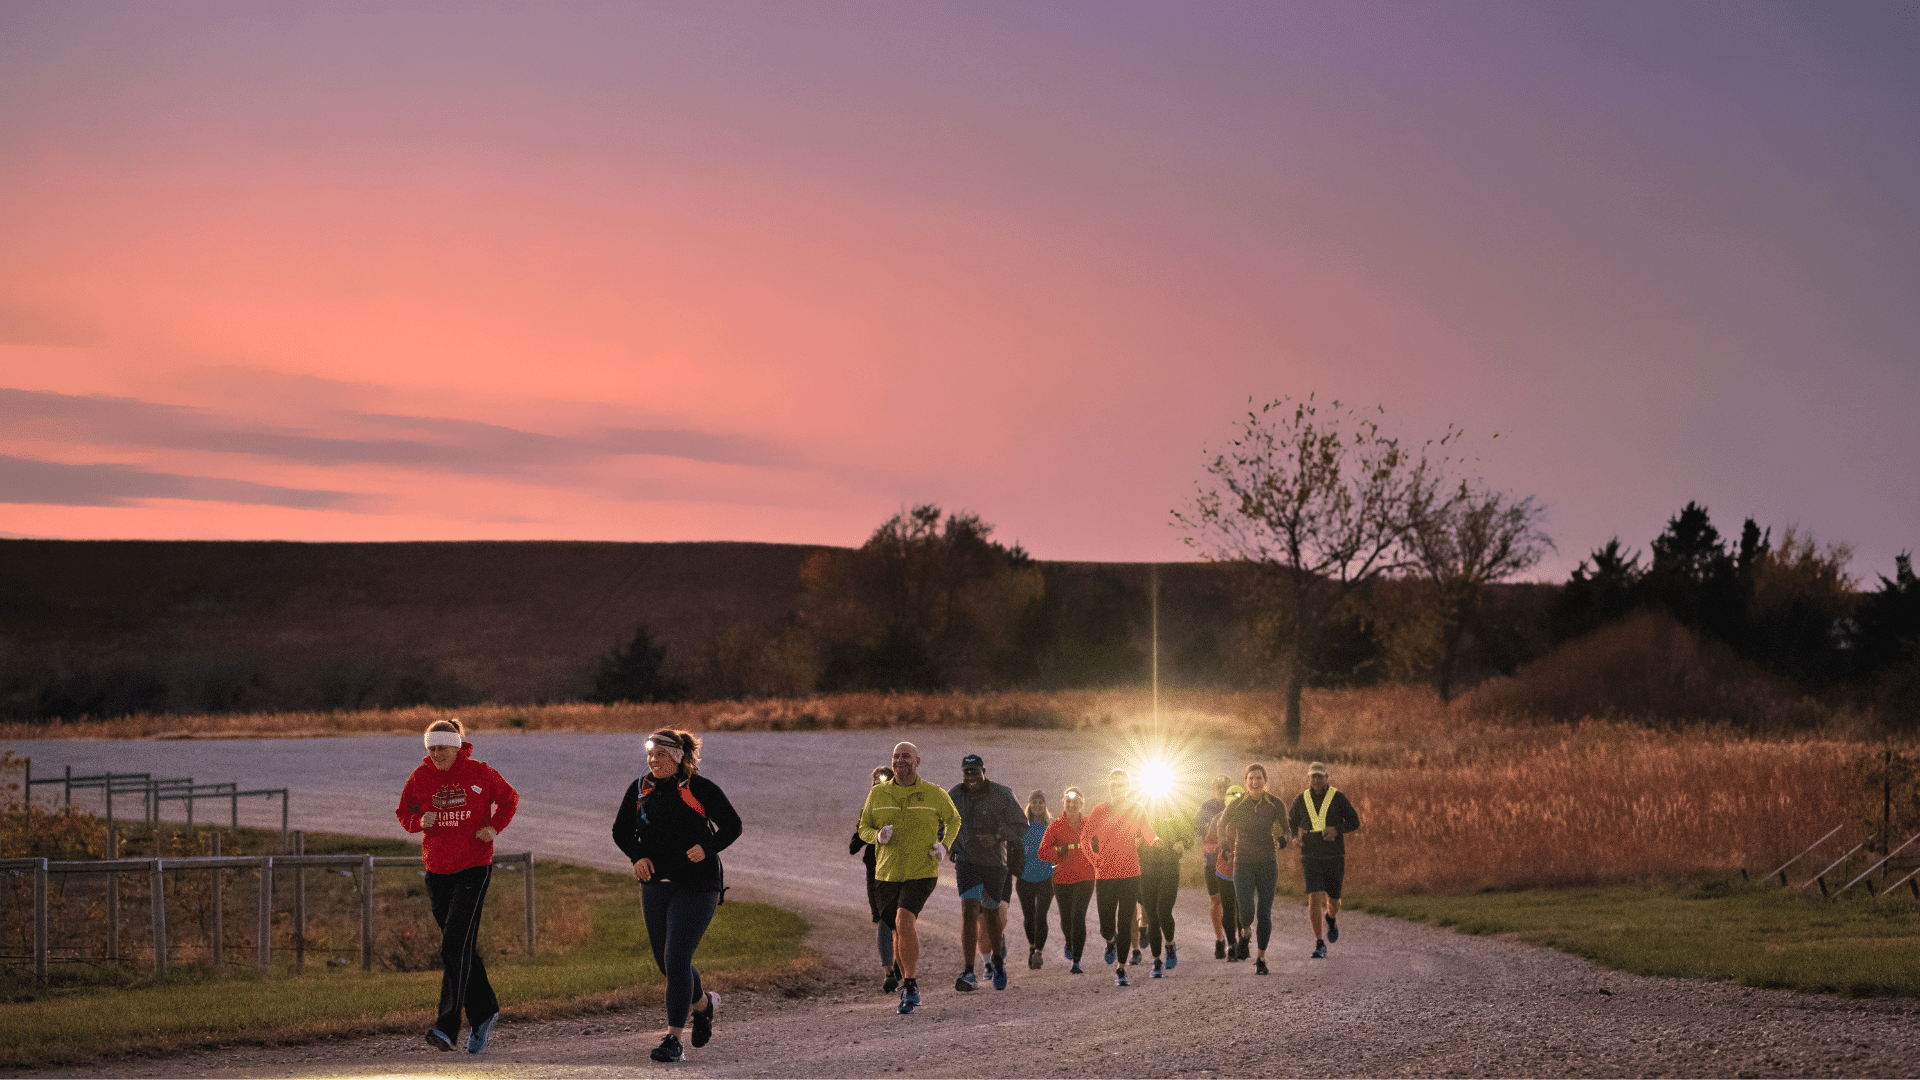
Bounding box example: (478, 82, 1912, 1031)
(9, 728, 1917, 1078)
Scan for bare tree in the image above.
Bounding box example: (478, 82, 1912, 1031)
(1174, 396, 1449, 745)
(1408, 483, 1553, 703)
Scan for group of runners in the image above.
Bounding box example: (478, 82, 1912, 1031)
(853, 740, 1360, 1014)
(390, 721, 1360, 1062)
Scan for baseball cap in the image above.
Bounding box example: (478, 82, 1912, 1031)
(1308, 761, 1329, 776)
(961, 754, 985, 771)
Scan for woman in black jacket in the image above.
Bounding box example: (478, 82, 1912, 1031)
(612, 728, 743, 1063)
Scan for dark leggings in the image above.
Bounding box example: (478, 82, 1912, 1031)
(1218, 875, 1239, 943)
(1094, 875, 1141, 957)
(642, 879, 719, 1029)
(1139, 861, 1179, 958)
(1054, 879, 1093, 962)
(1015, 876, 1054, 951)
(426, 864, 498, 1039)
(1234, 862, 1278, 951)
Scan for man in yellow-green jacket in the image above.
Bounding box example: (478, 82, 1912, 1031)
(857, 740, 962, 1015)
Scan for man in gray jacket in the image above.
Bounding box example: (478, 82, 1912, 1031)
(948, 753, 1030, 992)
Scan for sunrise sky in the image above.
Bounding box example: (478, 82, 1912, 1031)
(2, 2, 1914, 578)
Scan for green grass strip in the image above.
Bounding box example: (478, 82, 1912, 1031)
(1, 834, 810, 1066)
(1353, 874, 1920, 997)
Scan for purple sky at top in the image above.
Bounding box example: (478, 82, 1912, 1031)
(0, 2, 1914, 580)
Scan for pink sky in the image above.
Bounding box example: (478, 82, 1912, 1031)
(2, 3, 1915, 579)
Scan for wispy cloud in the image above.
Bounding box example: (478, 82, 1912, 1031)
(0, 388, 785, 476)
(0, 454, 360, 509)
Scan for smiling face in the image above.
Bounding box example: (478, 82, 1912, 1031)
(1108, 771, 1131, 802)
(961, 765, 986, 792)
(1244, 765, 1267, 797)
(890, 743, 920, 786)
(646, 744, 679, 779)
(428, 745, 459, 771)
(1062, 789, 1084, 819)
(1309, 770, 1329, 794)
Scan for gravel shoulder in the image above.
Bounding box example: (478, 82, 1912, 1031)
(9, 728, 1918, 1078)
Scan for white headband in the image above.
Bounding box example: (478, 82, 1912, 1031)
(425, 731, 463, 748)
(646, 737, 685, 763)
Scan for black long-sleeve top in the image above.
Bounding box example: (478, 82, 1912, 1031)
(611, 772, 742, 893)
(1288, 788, 1360, 860)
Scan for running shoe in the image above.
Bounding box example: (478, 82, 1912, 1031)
(954, 970, 977, 992)
(1104, 940, 1116, 965)
(1166, 942, 1178, 969)
(1028, 946, 1041, 970)
(651, 1034, 684, 1062)
(1070, 961, 1083, 974)
(991, 957, 1008, 991)
(884, 964, 900, 994)
(425, 1028, 456, 1052)
(1115, 966, 1129, 987)
(1215, 939, 1227, 960)
(1151, 958, 1163, 979)
(1326, 915, 1339, 943)
(467, 1012, 499, 1054)
(690, 991, 719, 1048)
(1064, 943, 1072, 961)
(1255, 958, 1270, 975)
(1237, 932, 1252, 960)
(1311, 942, 1328, 959)
(1130, 948, 1143, 966)
(899, 978, 920, 1014)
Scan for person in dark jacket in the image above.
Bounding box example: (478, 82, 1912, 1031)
(612, 728, 743, 1063)
(1288, 760, 1360, 960)
(947, 753, 1029, 992)
(396, 717, 519, 1055)
(850, 765, 898, 990)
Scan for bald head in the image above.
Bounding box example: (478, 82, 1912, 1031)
(891, 742, 921, 785)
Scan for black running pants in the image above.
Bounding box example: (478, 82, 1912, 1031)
(1015, 876, 1054, 951)
(1053, 879, 1093, 962)
(1139, 861, 1179, 958)
(1094, 875, 1141, 956)
(426, 864, 498, 1040)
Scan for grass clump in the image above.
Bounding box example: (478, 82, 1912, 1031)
(1352, 873, 1920, 997)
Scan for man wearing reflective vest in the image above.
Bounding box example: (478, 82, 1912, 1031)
(1287, 761, 1360, 959)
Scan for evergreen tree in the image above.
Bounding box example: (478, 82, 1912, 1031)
(588, 624, 687, 704)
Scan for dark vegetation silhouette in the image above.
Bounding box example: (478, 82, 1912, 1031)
(586, 624, 687, 704)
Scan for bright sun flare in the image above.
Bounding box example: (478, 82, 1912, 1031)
(1135, 757, 1178, 800)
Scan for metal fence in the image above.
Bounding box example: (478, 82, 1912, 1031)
(1766, 824, 1920, 899)
(0, 847, 535, 987)
(21, 759, 289, 841)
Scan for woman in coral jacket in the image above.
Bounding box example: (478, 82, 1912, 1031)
(395, 718, 520, 1055)
(1037, 786, 1095, 974)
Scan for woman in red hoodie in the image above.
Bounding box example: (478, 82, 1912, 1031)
(396, 718, 520, 1054)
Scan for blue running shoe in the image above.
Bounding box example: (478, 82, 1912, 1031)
(1166, 942, 1178, 969)
(899, 977, 920, 1014)
(467, 1012, 499, 1054)
(991, 957, 1007, 991)
(425, 1029, 455, 1052)
(954, 970, 977, 992)
(1311, 942, 1328, 959)
(1103, 941, 1116, 965)
(1326, 915, 1339, 943)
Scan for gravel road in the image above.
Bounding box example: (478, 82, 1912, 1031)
(9, 728, 1918, 1078)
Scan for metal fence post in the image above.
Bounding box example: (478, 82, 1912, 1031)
(280, 791, 289, 848)
(230, 785, 238, 830)
(33, 858, 49, 988)
(210, 832, 224, 970)
(150, 858, 168, 974)
(106, 824, 120, 961)
(293, 831, 305, 970)
(360, 855, 375, 971)
(523, 853, 535, 955)
(63, 765, 71, 805)
(257, 856, 273, 970)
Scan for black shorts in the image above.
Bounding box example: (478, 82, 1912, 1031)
(872, 877, 938, 923)
(1204, 855, 1228, 896)
(955, 862, 1009, 911)
(1301, 857, 1345, 899)
(865, 877, 887, 923)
